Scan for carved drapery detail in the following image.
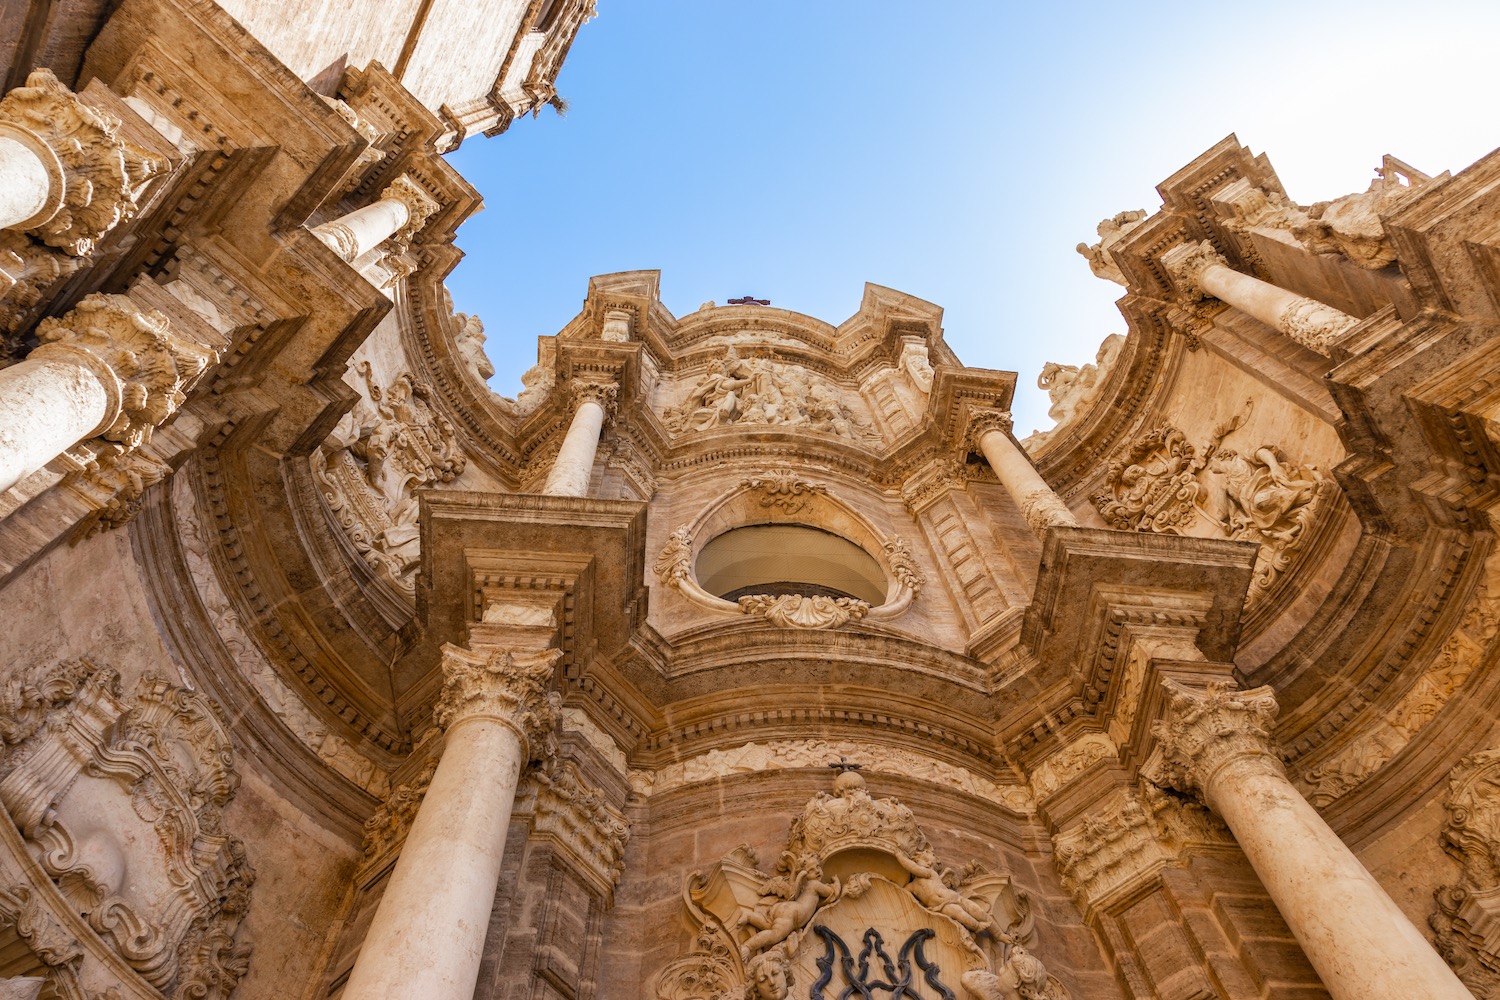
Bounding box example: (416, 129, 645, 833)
(737, 593, 869, 629)
(741, 470, 831, 515)
(1431, 748, 1500, 996)
(663, 351, 877, 443)
(1277, 296, 1358, 354)
(33, 293, 219, 452)
(433, 644, 561, 753)
(1090, 404, 1332, 602)
(314, 364, 465, 595)
(0, 69, 164, 257)
(1076, 209, 1146, 286)
(0, 659, 253, 999)
(517, 761, 630, 899)
(1141, 681, 1281, 799)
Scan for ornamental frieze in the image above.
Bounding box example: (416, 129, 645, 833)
(662, 351, 877, 444)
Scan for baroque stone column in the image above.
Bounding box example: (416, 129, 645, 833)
(341, 643, 561, 1000)
(1143, 681, 1474, 1000)
(969, 408, 1078, 537)
(541, 380, 618, 497)
(0, 69, 162, 254)
(0, 293, 218, 493)
(312, 173, 440, 263)
(1162, 240, 1359, 355)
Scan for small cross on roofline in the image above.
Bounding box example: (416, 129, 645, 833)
(727, 295, 770, 306)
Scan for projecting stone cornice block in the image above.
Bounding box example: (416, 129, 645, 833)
(407, 491, 648, 709)
(1010, 527, 1257, 758)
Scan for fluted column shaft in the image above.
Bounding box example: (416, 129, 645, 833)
(1147, 682, 1473, 1000)
(341, 644, 559, 1000)
(1164, 241, 1358, 355)
(971, 410, 1078, 538)
(542, 382, 617, 497)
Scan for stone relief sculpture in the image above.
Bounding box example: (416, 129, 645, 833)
(1431, 748, 1500, 996)
(442, 286, 495, 384)
(899, 342, 935, 393)
(737, 593, 869, 629)
(0, 659, 254, 999)
(315, 362, 466, 594)
(1021, 334, 1125, 450)
(663, 350, 877, 443)
(654, 767, 1063, 1000)
(1091, 401, 1332, 601)
(1076, 209, 1147, 286)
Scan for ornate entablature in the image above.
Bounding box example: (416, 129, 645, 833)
(654, 768, 1068, 1000)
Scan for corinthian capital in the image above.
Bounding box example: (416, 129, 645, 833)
(965, 408, 1013, 452)
(570, 378, 620, 418)
(1142, 680, 1281, 800)
(32, 293, 220, 452)
(433, 644, 561, 752)
(1160, 240, 1228, 301)
(382, 173, 440, 245)
(0, 69, 166, 255)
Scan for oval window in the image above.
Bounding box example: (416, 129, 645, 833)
(695, 525, 887, 605)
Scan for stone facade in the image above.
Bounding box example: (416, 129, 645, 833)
(0, 5, 1498, 1000)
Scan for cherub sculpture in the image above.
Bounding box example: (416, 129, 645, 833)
(960, 946, 1052, 1000)
(897, 846, 1004, 937)
(735, 853, 841, 961)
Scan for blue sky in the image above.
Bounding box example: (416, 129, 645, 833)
(447, 1, 1500, 434)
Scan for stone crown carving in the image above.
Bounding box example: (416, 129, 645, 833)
(33, 293, 220, 453)
(433, 644, 562, 755)
(0, 69, 166, 256)
(1142, 680, 1281, 798)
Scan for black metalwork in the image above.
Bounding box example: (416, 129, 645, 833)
(728, 295, 771, 306)
(810, 926, 956, 1000)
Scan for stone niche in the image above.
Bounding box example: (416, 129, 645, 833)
(652, 768, 1069, 1000)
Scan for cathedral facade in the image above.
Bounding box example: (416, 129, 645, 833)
(0, 4, 1497, 1000)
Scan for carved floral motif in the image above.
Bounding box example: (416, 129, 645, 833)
(1091, 403, 1332, 602)
(1432, 748, 1500, 996)
(737, 593, 869, 629)
(740, 470, 832, 515)
(1141, 681, 1281, 799)
(0, 659, 253, 999)
(362, 759, 438, 861)
(433, 644, 561, 753)
(518, 760, 631, 897)
(882, 535, 925, 595)
(315, 363, 465, 594)
(663, 351, 876, 443)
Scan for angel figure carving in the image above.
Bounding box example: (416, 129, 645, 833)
(734, 853, 841, 961)
(960, 945, 1054, 1000)
(897, 847, 1005, 937)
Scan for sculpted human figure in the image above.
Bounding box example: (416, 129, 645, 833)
(743, 949, 794, 1000)
(897, 847, 1002, 936)
(736, 854, 841, 961)
(1201, 445, 1320, 542)
(960, 946, 1051, 1000)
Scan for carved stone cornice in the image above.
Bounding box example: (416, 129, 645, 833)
(1141, 680, 1281, 800)
(1159, 240, 1228, 301)
(517, 760, 630, 902)
(433, 643, 562, 753)
(0, 68, 166, 255)
(32, 292, 220, 452)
